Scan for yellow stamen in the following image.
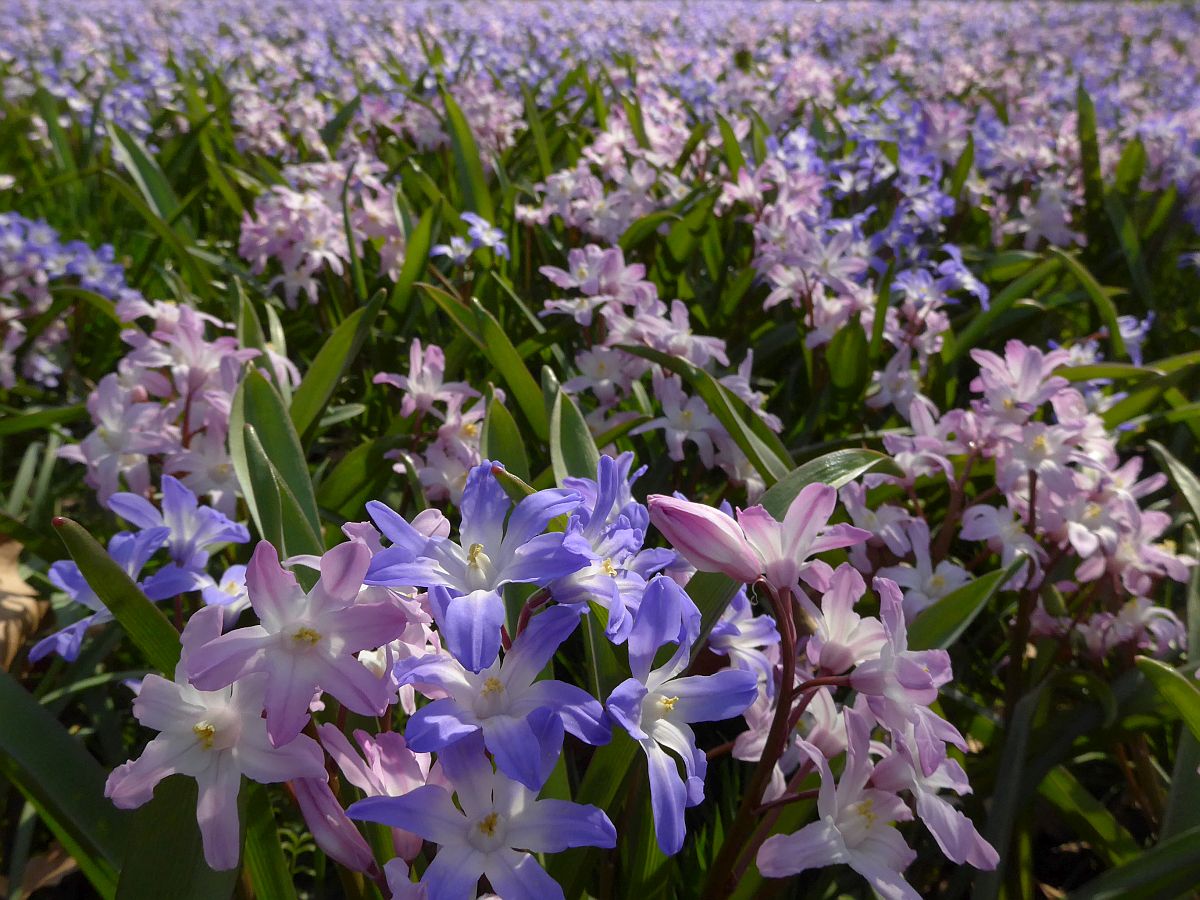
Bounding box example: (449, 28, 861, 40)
(477, 812, 499, 837)
(601, 558, 618, 577)
(293, 627, 322, 645)
(481, 677, 504, 696)
(468, 543, 487, 567)
(193, 722, 216, 749)
(659, 695, 679, 712)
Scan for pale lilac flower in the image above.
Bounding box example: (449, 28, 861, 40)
(187, 540, 410, 746)
(757, 708, 919, 899)
(877, 520, 971, 619)
(105, 606, 326, 870)
(799, 564, 887, 674)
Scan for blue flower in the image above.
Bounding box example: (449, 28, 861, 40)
(605, 576, 758, 855)
(395, 604, 609, 789)
(365, 462, 589, 671)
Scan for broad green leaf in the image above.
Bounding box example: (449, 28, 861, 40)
(1104, 192, 1153, 306)
(1058, 363, 1161, 383)
(315, 438, 396, 519)
(480, 389, 532, 483)
(1163, 527, 1200, 840)
(1068, 824, 1200, 900)
(388, 203, 438, 323)
(290, 288, 386, 442)
(826, 317, 869, 399)
(107, 122, 192, 236)
(1075, 81, 1105, 243)
(1148, 440, 1200, 528)
(908, 555, 1026, 651)
(116, 776, 238, 900)
(470, 298, 549, 442)
(0, 404, 86, 437)
(949, 131, 974, 199)
(521, 85, 553, 179)
(1135, 657, 1200, 743)
(242, 783, 296, 900)
(549, 387, 600, 485)
(716, 113, 746, 174)
(53, 517, 180, 674)
(441, 87, 494, 221)
(0, 670, 128, 898)
(320, 93, 362, 154)
(1037, 766, 1140, 866)
(618, 209, 680, 253)
(236, 370, 320, 537)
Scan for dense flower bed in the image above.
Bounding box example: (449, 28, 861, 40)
(1, 2, 1199, 899)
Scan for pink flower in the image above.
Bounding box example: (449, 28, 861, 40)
(105, 606, 326, 870)
(186, 540, 411, 746)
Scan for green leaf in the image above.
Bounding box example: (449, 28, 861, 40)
(470, 298, 548, 442)
(388, 203, 438, 323)
(0, 670, 128, 898)
(716, 113, 746, 175)
(1075, 81, 1106, 244)
(0, 403, 87, 437)
(521, 85, 553, 180)
(618, 209, 680, 253)
(826, 317, 869, 399)
(1148, 440, 1200, 528)
(1104, 192, 1153, 306)
(315, 438, 396, 519)
(945, 256, 1062, 363)
(480, 389, 532, 483)
(1135, 657, 1200, 743)
(618, 344, 792, 486)
(242, 783, 296, 900)
(235, 370, 321, 537)
(1067, 824, 1200, 900)
(1049, 249, 1127, 359)
(949, 131, 974, 199)
(116, 776, 238, 900)
(441, 87, 494, 221)
(908, 555, 1026, 651)
(320, 93, 362, 154)
(1163, 527, 1200, 840)
(107, 122, 191, 237)
(549, 386, 600, 485)
(1037, 766, 1140, 866)
(53, 517, 181, 674)
(341, 160, 369, 301)
(1058, 363, 1161, 383)
(290, 288, 386, 442)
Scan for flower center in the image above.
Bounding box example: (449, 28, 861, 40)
(293, 626, 322, 645)
(481, 677, 504, 696)
(659, 695, 679, 712)
(477, 812, 499, 837)
(601, 558, 618, 577)
(193, 721, 217, 750)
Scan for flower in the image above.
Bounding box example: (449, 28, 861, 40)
(605, 576, 758, 854)
(757, 707, 919, 899)
(186, 540, 410, 746)
(349, 733, 616, 900)
(647, 483, 870, 593)
(365, 463, 588, 671)
(396, 605, 609, 789)
(105, 606, 326, 869)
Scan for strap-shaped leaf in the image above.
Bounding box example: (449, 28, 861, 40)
(908, 554, 1026, 651)
(290, 288, 386, 442)
(480, 388, 532, 483)
(52, 517, 180, 674)
(0, 670, 129, 898)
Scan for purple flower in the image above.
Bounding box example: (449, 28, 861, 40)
(108, 474, 249, 571)
(605, 577, 757, 855)
(349, 733, 616, 900)
(757, 707, 919, 899)
(30, 527, 191, 663)
(186, 540, 410, 746)
(105, 606, 327, 870)
(395, 604, 609, 789)
(365, 463, 588, 671)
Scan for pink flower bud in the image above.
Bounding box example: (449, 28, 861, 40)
(647, 495, 762, 584)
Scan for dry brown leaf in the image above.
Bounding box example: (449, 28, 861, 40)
(0, 844, 80, 895)
(0, 539, 48, 670)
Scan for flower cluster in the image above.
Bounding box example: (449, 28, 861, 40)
(59, 299, 293, 510)
(239, 158, 405, 306)
(0, 212, 139, 389)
